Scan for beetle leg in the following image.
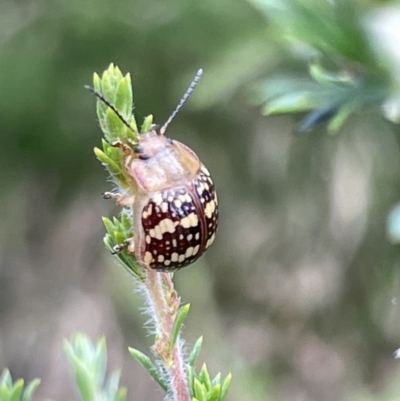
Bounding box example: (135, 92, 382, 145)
(111, 140, 132, 155)
(111, 238, 132, 254)
(103, 192, 135, 206)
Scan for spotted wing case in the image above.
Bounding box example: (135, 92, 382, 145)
(138, 165, 218, 271)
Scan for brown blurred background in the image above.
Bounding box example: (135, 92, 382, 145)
(2, 1, 400, 400)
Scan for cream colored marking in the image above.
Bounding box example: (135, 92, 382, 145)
(193, 245, 200, 256)
(147, 204, 153, 216)
(155, 225, 163, 240)
(158, 255, 165, 263)
(206, 233, 216, 248)
(204, 200, 216, 219)
(153, 193, 163, 205)
(179, 234, 184, 240)
(149, 228, 156, 238)
(144, 252, 153, 264)
(158, 218, 176, 234)
(195, 232, 200, 240)
(161, 202, 169, 213)
(196, 183, 204, 195)
(202, 166, 210, 176)
(178, 254, 186, 263)
(200, 198, 205, 203)
(178, 194, 186, 203)
(203, 183, 209, 192)
(172, 239, 177, 248)
(164, 260, 171, 266)
(187, 234, 193, 241)
(185, 247, 194, 258)
(168, 196, 174, 202)
(143, 210, 148, 219)
(180, 213, 199, 228)
(174, 199, 182, 208)
(145, 235, 151, 244)
(171, 253, 179, 262)
(185, 194, 192, 203)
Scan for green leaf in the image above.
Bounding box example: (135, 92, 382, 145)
(141, 115, 153, 133)
(211, 373, 220, 387)
(198, 364, 212, 392)
(188, 336, 203, 367)
(71, 356, 95, 401)
(193, 378, 207, 401)
(186, 365, 195, 396)
(0, 382, 10, 401)
(128, 348, 168, 391)
(207, 384, 220, 401)
(9, 380, 23, 401)
(1, 369, 12, 388)
(219, 373, 232, 401)
(93, 337, 107, 387)
(21, 379, 40, 401)
(170, 303, 190, 350)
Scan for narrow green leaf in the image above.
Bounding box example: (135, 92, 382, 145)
(141, 115, 153, 133)
(263, 93, 314, 115)
(21, 379, 40, 401)
(70, 356, 95, 401)
(1, 369, 12, 388)
(93, 337, 107, 386)
(188, 336, 203, 367)
(193, 378, 206, 401)
(211, 373, 221, 387)
(186, 365, 195, 397)
(327, 101, 356, 131)
(198, 364, 212, 392)
(10, 379, 23, 401)
(104, 371, 121, 400)
(102, 217, 115, 235)
(128, 348, 168, 391)
(0, 382, 10, 401)
(219, 373, 232, 401)
(207, 384, 220, 401)
(170, 303, 190, 349)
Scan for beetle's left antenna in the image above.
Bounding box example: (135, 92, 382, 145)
(159, 68, 203, 135)
(84, 85, 134, 132)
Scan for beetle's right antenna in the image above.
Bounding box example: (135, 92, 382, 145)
(159, 68, 203, 135)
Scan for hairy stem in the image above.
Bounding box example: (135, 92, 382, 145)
(144, 270, 190, 401)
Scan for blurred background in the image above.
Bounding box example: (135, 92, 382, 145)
(2, 0, 400, 400)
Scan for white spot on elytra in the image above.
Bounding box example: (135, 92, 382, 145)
(206, 233, 216, 249)
(178, 254, 186, 263)
(187, 234, 193, 241)
(204, 200, 216, 219)
(153, 193, 163, 205)
(174, 199, 182, 208)
(146, 235, 151, 244)
(164, 260, 171, 266)
(144, 252, 153, 264)
(161, 202, 169, 213)
(158, 255, 165, 263)
(193, 245, 200, 256)
(185, 247, 194, 258)
(171, 253, 179, 262)
(180, 213, 199, 228)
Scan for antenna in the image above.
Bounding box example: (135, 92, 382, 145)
(84, 85, 134, 133)
(159, 68, 203, 135)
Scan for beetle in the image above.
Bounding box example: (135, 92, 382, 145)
(86, 69, 218, 271)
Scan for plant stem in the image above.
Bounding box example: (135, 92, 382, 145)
(144, 270, 191, 401)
